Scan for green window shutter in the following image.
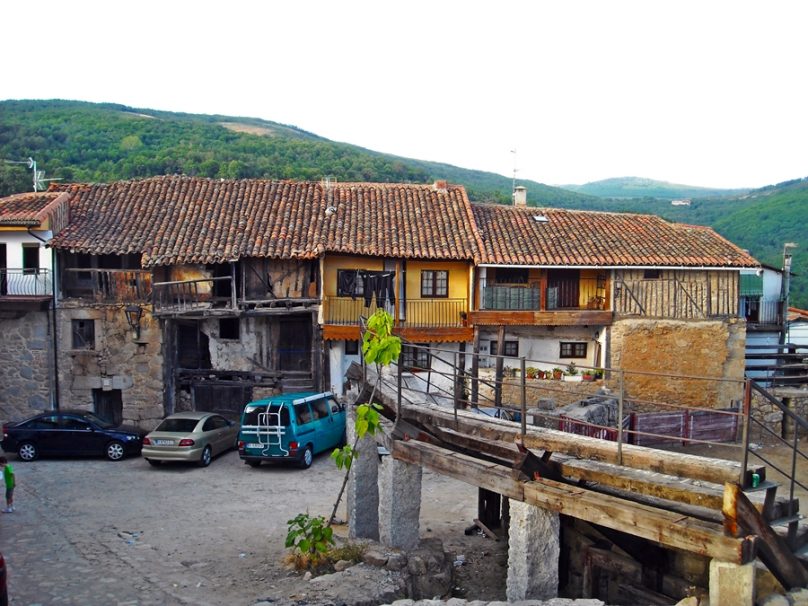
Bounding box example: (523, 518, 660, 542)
(740, 274, 764, 297)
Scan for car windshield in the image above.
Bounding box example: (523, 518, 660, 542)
(81, 411, 115, 428)
(155, 418, 199, 433)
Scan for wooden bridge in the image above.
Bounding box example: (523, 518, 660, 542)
(348, 362, 808, 601)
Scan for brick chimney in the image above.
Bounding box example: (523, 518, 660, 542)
(513, 186, 527, 207)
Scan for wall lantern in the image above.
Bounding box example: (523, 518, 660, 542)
(124, 305, 143, 340)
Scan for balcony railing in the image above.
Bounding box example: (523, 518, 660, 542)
(741, 297, 783, 325)
(324, 297, 466, 327)
(153, 277, 234, 313)
(61, 268, 151, 302)
(324, 296, 395, 325)
(405, 299, 466, 327)
(615, 278, 736, 319)
(0, 268, 52, 296)
(481, 278, 607, 311)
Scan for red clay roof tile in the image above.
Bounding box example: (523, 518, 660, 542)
(472, 203, 758, 268)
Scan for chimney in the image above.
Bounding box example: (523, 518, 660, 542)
(433, 180, 448, 193)
(513, 185, 527, 207)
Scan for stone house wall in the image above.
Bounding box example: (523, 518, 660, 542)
(0, 310, 53, 423)
(57, 304, 164, 430)
(608, 318, 745, 409)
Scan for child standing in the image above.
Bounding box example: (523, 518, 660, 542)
(1, 456, 14, 513)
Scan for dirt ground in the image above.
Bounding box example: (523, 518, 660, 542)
(0, 447, 509, 605)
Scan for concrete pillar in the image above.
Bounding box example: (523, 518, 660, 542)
(347, 426, 379, 541)
(709, 560, 755, 606)
(378, 455, 421, 549)
(506, 499, 560, 601)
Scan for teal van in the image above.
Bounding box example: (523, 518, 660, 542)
(237, 392, 346, 468)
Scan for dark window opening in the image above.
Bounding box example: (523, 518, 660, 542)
(22, 244, 40, 274)
(93, 389, 123, 426)
(421, 270, 448, 298)
(219, 318, 240, 340)
(402, 344, 431, 372)
(560, 342, 587, 358)
(491, 340, 519, 357)
(72, 319, 95, 350)
(644, 269, 661, 279)
(345, 340, 359, 356)
(494, 268, 528, 284)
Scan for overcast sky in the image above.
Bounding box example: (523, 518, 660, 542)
(3, 1, 806, 189)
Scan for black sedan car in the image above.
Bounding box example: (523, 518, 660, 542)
(1, 410, 144, 462)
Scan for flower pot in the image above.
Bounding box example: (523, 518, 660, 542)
(563, 374, 583, 382)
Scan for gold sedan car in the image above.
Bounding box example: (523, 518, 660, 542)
(142, 412, 240, 467)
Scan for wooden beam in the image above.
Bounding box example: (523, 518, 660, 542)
(723, 483, 808, 589)
(323, 324, 362, 341)
(392, 439, 755, 564)
(402, 404, 762, 486)
(398, 327, 474, 343)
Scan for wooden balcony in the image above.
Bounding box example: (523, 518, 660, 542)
(473, 278, 612, 326)
(61, 268, 151, 303)
(152, 277, 235, 315)
(323, 296, 473, 342)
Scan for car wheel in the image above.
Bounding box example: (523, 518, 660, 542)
(18, 442, 37, 462)
(106, 441, 125, 461)
(199, 445, 212, 467)
(299, 445, 313, 469)
(246, 460, 261, 468)
(146, 459, 161, 467)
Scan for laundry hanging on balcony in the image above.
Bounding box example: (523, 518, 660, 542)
(359, 270, 395, 308)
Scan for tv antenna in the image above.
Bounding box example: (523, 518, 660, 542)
(510, 149, 519, 194)
(3, 157, 61, 192)
(322, 175, 337, 215)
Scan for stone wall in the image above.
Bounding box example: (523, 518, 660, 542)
(57, 304, 165, 430)
(0, 310, 52, 422)
(750, 387, 808, 444)
(608, 318, 745, 409)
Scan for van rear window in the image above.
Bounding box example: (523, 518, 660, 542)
(243, 404, 290, 426)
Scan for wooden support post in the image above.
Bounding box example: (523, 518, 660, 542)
(722, 482, 808, 589)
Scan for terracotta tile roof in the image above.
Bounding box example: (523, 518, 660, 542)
(0, 191, 67, 227)
(471, 203, 759, 268)
(49, 176, 480, 266)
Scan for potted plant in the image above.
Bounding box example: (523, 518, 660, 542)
(564, 362, 583, 382)
(582, 369, 595, 381)
(526, 367, 537, 379)
(536, 369, 546, 380)
(552, 367, 563, 380)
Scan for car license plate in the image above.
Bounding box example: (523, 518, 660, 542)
(154, 439, 174, 446)
(246, 443, 263, 449)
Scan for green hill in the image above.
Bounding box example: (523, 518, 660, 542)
(562, 176, 747, 200)
(0, 99, 594, 206)
(1, 99, 806, 308)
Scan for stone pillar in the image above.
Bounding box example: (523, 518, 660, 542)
(709, 560, 755, 606)
(378, 455, 421, 550)
(506, 499, 560, 601)
(347, 426, 379, 541)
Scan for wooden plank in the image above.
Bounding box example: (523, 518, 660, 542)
(322, 324, 362, 341)
(524, 478, 755, 565)
(398, 327, 474, 343)
(723, 483, 808, 589)
(401, 403, 761, 485)
(392, 439, 755, 564)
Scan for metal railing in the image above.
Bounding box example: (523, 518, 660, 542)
(741, 297, 784, 325)
(61, 268, 150, 302)
(0, 268, 52, 296)
(482, 284, 540, 310)
(324, 296, 395, 325)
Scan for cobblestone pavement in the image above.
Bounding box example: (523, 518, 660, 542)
(0, 447, 484, 606)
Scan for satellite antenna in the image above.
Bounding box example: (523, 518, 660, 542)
(2, 157, 61, 192)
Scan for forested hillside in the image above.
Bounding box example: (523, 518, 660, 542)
(0, 99, 593, 206)
(562, 176, 747, 200)
(1, 99, 805, 307)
